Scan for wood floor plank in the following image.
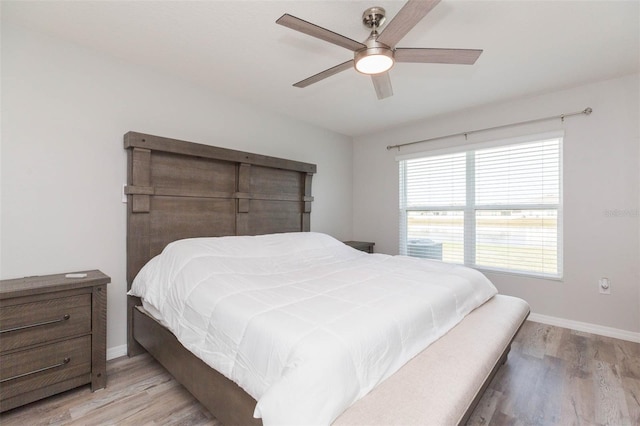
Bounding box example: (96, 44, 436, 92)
(520, 321, 550, 359)
(593, 335, 620, 365)
(543, 325, 566, 358)
(558, 331, 594, 380)
(621, 376, 640, 425)
(560, 373, 597, 426)
(616, 339, 640, 380)
(468, 321, 639, 426)
(528, 354, 564, 424)
(68, 368, 173, 419)
(593, 359, 631, 425)
(1, 321, 637, 426)
(467, 387, 503, 424)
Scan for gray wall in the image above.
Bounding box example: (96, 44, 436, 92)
(353, 74, 640, 335)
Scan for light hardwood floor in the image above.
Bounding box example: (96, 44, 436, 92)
(468, 321, 639, 426)
(1, 321, 638, 425)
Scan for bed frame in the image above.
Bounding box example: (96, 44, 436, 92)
(125, 131, 529, 425)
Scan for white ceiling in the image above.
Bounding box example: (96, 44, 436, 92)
(3, 0, 639, 137)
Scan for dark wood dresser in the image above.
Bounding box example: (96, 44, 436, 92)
(0, 270, 110, 412)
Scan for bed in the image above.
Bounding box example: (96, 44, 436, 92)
(124, 131, 530, 426)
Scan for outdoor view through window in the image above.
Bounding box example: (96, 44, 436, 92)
(399, 136, 562, 278)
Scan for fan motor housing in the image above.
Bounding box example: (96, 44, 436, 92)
(362, 7, 386, 29)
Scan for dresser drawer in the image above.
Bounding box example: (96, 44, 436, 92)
(0, 294, 91, 352)
(0, 335, 91, 401)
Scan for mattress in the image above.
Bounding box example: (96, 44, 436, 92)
(129, 232, 498, 425)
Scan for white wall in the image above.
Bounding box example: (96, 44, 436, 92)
(353, 74, 640, 334)
(0, 23, 354, 354)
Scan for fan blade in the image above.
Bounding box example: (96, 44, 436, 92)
(276, 14, 365, 51)
(377, 0, 441, 48)
(372, 72, 393, 100)
(395, 48, 483, 64)
(293, 60, 354, 88)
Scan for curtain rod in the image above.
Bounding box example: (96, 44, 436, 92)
(386, 107, 593, 151)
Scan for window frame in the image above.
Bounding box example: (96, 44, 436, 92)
(398, 131, 564, 280)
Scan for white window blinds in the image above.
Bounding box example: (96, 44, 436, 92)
(399, 134, 562, 278)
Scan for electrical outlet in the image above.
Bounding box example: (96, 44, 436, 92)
(599, 277, 611, 295)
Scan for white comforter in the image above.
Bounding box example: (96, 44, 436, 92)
(129, 232, 497, 425)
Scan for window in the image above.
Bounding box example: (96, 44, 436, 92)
(399, 134, 562, 278)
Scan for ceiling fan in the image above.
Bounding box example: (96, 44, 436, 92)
(276, 0, 482, 100)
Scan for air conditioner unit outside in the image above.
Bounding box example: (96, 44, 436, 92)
(406, 238, 443, 260)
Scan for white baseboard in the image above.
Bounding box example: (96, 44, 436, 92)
(107, 344, 128, 360)
(528, 313, 640, 343)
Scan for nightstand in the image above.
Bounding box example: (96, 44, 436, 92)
(343, 241, 375, 253)
(0, 270, 110, 412)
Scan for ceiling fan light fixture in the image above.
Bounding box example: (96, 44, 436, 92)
(278, 1, 482, 98)
(354, 47, 394, 75)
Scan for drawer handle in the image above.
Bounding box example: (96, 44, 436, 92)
(0, 314, 71, 334)
(0, 357, 71, 383)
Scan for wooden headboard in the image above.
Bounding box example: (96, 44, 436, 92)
(124, 131, 316, 354)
